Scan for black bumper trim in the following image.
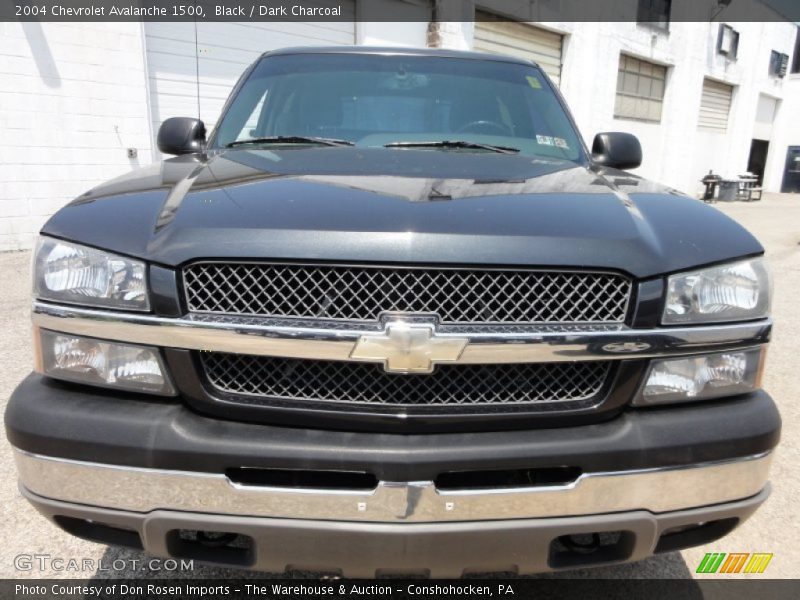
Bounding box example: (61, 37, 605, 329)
(5, 374, 781, 480)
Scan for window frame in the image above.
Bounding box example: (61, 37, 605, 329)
(614, 54, 668, 124)
(717, 24, 740, 61)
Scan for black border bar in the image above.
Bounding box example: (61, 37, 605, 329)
(4, 579, 800, 600)
(2, 0, 799, 23)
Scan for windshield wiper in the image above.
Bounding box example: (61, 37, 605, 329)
(226, 136, 354, 148)
(383, 140, 520, 154)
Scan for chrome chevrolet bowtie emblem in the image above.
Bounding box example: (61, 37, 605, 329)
(601, 341, 652, 353)
(350, 323, 468, 374)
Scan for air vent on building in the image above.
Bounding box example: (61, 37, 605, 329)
(770, 50, 789, 78)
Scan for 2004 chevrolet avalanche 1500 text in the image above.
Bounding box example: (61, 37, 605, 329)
(5, 47, 780, 577)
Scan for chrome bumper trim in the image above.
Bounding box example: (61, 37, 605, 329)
(32, 301, 772, 365)
(14, 449, 773, 523)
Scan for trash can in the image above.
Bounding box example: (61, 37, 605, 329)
(718, 180, 738, 202)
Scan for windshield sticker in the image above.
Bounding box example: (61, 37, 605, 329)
(526, 76, 543, 89)
(554, 137, 570, 150)
(536, 135, 554, 146)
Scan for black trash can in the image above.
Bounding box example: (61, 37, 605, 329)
(718, 180, 738, 202)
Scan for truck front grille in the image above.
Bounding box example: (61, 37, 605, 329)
(200, 353, 613, 410)
(183, 263, 632, 324)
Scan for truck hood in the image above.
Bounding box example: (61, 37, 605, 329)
(43, 147, 762, 278)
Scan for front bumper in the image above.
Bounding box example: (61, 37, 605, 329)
(24, 486, 769, 577)
(6, 374, 780, 478)
(14, 449, 773, 523)
(6, 374, 780, 575)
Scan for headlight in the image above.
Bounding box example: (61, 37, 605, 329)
(633, 348, 764, 406)
(33, 237, 148, 311)
(36, 329, 176, 396)
(663, 257, 770, 324)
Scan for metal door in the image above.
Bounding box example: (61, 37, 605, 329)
(781, 146, 800, 193)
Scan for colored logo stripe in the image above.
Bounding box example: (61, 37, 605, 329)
(744, 553, 773, 574)
(697, 552, 773, 574)
(697, 553, 726, 573)
(720, 553, 749, 573)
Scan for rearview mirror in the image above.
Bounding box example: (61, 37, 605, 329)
(591, 132, 642, 170)
(157, 117, 206, 155)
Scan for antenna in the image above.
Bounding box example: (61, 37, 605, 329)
(193, 15, 201, 121)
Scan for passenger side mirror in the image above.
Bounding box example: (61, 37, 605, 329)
(591, 132, 642, 170)
(157, 117, 206, 156)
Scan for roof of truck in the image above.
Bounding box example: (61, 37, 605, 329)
(260, 45, 537, 67)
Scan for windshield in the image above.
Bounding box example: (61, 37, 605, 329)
(213, 53, 586, 162)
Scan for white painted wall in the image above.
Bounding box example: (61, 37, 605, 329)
(0, 22, 152, 252)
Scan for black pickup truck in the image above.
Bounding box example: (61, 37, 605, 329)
(6, 47, 779, 577)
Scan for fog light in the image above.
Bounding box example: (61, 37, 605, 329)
(634, 348, 763, 406)
(37, 329, 176, 396)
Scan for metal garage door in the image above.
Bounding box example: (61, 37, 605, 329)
(474, 15, 563, 85)
(144, 11, 355, 152)
(698, 78, 734, 132)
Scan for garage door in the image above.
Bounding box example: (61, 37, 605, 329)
(144, 12, 355, 150)
(698, 78, 734, 132)
(474, 15, 563, 85)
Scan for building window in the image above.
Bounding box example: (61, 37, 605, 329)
(637, 0, 671, 32)
(614, 55, 667, 123)
(717, 24, 739, 60)
(698, 79, 734, 132)
(791, 27, 800, 74)
(770, 50, 789, 78)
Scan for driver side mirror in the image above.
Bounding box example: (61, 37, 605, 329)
(157, 117, 206, 155)
(591, 132, 642, 170)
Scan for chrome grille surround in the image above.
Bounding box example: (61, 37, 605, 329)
(200, 352, 613, 411)
(183, 263, 632, 324)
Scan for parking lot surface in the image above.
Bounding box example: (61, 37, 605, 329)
(0, 193, 798, 579)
